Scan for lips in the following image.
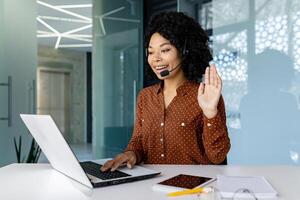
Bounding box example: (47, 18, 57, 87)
(155, 65, 169, 73)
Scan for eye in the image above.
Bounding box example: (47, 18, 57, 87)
(147, 51, 153, 55)
(161, 49, 170, 53)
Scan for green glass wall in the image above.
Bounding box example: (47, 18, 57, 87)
(92, 0, 143, 158)
(0, 0, 37, 166)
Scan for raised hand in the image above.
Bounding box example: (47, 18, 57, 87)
(197, 62, 222, 119)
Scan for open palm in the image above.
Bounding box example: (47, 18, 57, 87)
(197, 63, 222, 118)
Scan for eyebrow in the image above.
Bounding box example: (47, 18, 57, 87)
(148, 42, 171, 48)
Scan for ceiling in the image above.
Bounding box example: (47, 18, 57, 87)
(37, 0, 92, 52)
(37, 0, 142, 52)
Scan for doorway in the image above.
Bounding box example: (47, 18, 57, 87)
(37, 67, 71, 141)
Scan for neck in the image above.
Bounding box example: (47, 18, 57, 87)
(163, 71, 187, 92)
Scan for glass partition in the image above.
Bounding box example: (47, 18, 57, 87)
(93, 0, 143, 158)
(0, 0, 37, 166)
(211, 0, 300, 164)
(178, 0, 300, 165)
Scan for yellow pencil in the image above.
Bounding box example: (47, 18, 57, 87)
(167, 187, 206, 197)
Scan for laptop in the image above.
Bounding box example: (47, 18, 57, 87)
(20, 114, 160, 188)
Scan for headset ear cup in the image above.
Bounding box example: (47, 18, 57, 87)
(182, 38, 188, 57)
(183, 49, 189, 56)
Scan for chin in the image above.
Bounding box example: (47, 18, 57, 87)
(157, 76, 168, 80)
(155, 73, 172, 80)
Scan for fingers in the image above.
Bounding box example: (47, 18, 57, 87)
(198, 82, 204, 96)
(126, 151, 137, 169)
(211, 63, 222, 89)
(210, 63, 217, 86)
(204, 66, 210, 85)
(110, 155, 129, 171)
(207, 62, 222, 89)
(205, 62, 216, 86)
(126, 155, 136, 169)
(101, 152, 136, 172)
(216, 72, 222, 89)
(101, 154, 127, 172)
(101, 160, 114, 172)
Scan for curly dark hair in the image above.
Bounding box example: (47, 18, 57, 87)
(145, 11, 212, 83)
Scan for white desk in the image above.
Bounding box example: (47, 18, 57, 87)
(0, 164, 299, 200)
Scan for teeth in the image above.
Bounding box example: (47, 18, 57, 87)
(156, 65, 168, 69)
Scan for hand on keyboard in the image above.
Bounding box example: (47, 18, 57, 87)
(80, 161, 130, 180)
(101, 151, 137, 172)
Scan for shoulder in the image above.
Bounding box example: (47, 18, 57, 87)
(187, 81, 200, 90)
(183, 81, 199, 96)
(137, 83, 160, 102)
(138, 83, 160, 97)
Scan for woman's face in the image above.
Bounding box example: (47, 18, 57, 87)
(147, 33, 182, 80)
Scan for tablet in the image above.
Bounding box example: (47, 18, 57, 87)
(152, 174, 215, 193)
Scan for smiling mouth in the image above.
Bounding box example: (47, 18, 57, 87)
(155, 65, 169, 72)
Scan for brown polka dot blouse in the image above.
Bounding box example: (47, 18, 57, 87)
(125, 80, 230, 165)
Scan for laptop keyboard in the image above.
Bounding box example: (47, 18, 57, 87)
(80, 161, 131, 180)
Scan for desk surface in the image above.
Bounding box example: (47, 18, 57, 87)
(0, 163, 299, 200)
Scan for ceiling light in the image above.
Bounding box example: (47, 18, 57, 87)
(55, 36, 61, 49)
(62, 24, 92, 35)
(56, 4, 92, 9)
(37, 17, 59, 35)
(37, 1, 91, 22)
(38, 16, 90, 23)
(37, 1, 92, 49)
(58, 44, 92, 48)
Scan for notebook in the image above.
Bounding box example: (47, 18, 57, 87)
(20, 114, 160, 188)
(216, 175, 278, 199)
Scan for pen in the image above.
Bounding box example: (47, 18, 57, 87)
(167, 187, 212, 197)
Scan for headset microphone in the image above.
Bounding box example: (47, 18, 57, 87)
(160, 70, 170, 77)
(160, 62, 181, 77)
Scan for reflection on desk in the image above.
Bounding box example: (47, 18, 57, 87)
(0, 163, 300, 200)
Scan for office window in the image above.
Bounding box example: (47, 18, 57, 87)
(211, 0, 300, 164)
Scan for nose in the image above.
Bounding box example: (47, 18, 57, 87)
(153, 51, 162, 62)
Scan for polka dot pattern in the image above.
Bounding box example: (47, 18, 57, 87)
(125, 81, 231, 165)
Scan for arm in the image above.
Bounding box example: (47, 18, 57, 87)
(197, 63, 230, 164)
(202, 96, 230, 164)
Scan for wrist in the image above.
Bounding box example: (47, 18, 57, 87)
(203, 108, 218, 119)
(124, 151, 137, 160)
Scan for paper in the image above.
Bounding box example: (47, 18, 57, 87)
(216, 175, 278, 199)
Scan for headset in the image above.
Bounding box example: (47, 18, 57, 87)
(181, 38, 189, 58)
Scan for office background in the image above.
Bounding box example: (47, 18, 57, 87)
(1, 0, 299, 167)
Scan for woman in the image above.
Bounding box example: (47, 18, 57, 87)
(102, 11, 230, 172)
